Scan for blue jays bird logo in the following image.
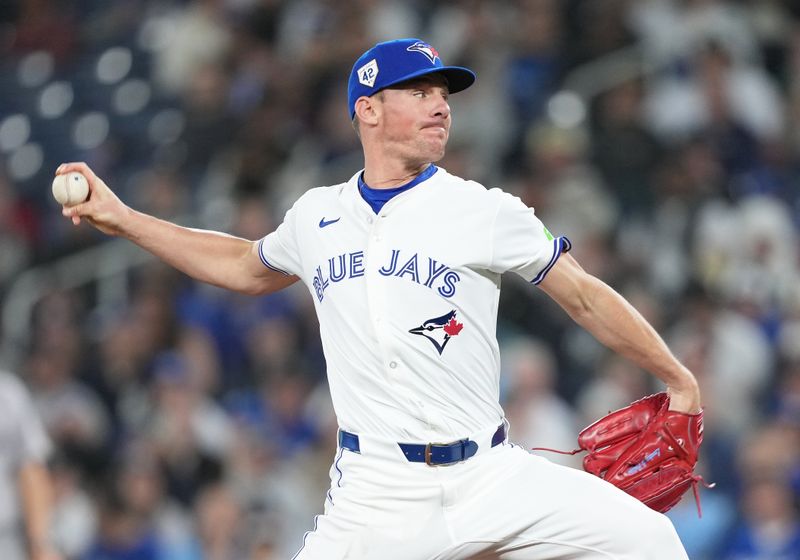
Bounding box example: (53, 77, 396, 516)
(406, 41, 439, 64)
(409, 310, 464, 355)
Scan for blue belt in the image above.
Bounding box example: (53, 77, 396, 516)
(338, 423, 506, 466)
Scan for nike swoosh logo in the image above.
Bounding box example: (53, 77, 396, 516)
(319, 217, 341, 228)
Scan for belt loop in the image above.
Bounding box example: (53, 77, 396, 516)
(338, 429, 361, 453)
(492, 422, 507, 447)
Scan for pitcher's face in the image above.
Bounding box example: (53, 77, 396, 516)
(376, 75, 452, 165)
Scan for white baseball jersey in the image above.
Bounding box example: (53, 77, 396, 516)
(258, 166, 570, 442)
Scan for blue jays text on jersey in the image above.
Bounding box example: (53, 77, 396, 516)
(257, 166, 570, 441)
(312, 249, 460, 302)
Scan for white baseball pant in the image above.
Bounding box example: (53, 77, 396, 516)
(292, 426, 689, 559)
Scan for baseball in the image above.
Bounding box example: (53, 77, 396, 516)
(52, 172, 90, 206)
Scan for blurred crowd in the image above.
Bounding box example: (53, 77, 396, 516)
(2, 0, 800, 558)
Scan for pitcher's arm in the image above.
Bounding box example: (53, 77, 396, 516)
(57, 162, 298, 295)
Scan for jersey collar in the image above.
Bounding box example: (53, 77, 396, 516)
(358, 164, 439, 193)
(357, 165, 439, 214)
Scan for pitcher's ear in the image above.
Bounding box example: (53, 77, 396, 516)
(354, 95, 380, 126)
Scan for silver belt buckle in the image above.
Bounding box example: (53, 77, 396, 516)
(424, 439, 467, 466)
(424, 442, 440, 466)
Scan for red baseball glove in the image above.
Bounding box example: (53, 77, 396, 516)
(536, 392, 712, 515)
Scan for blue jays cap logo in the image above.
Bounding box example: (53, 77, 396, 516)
(406, 41, 439, 64)
(409, 310, 464, 355)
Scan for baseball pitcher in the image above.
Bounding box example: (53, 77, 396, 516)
(57, 39, 702, 559)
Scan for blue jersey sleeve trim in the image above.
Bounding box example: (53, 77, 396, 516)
(530, 236, 572, 285)
(257, 238, 291, 276)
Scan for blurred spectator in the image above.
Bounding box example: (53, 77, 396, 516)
(565, 0, 637, 67)
(630, 0, 761, 69)
(225, 373, 319, 460)
(84, 309, 157, 444)
(641, 32, 784, 145)
(27, 345, 110, 471)
(427, 1, 513, 180)
(8, 0, 76, 64)
(0, 369, 61, 560)
(719, 476, 800, 558)
(24, 292, 111, 477)
(503, 0, 564, 161)
(193, 483, 246, 560)
(0, 173, 35, 286)
(693, 195, 798, 323)
(126, 167, 189, 220)
(112, 443, 200, 560)
(143, 351, 230, 507)
(590, 79, 664, 217)
(524, 121, 618, 277)
(151, 0, 231, 97)
(180, 63, 238, 177)
(717, 422, 800, 559)
(669, 283, 773, 436)
(575, 353, 651, 426)
(82, 484, 164, 560)
(501, 337, 581, 468)
(222, 425, 318, 557)
(49, 453, 96, 559)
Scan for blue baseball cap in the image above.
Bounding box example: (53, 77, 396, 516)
(347, 38, 476, 118)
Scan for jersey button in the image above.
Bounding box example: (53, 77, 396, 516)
(389, 361, 398, 369)
(367, 216, 373, 224)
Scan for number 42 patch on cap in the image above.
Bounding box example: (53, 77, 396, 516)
(358, 59, 379, 87)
